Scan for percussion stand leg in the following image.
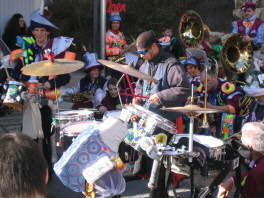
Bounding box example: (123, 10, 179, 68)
(188, 116, 195, 196)
(197, 162, 231, 198)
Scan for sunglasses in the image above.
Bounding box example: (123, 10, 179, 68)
(136, 48, 149, 55)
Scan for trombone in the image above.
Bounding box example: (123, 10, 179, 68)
(200, 66, 209, 128)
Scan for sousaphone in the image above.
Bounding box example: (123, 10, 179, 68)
(221, 33, 253, 77)
(179, 10, 204, 48)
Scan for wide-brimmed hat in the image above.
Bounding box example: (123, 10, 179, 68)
(109, 12, 122, 22)
(83, 53, 102, 72)
(243, 71, 264, 97)
(30, 9, 58, 29)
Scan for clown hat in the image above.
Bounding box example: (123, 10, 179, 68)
(30, 9, 58, 29)
(83, 53, 103, 72)
(109, 12, 122, 22)
(243, 70, 264, 97)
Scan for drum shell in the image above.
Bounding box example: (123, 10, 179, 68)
(53, 110, 95, 128)
(3, 81, 26, 109)
(62, 120, 101, 150)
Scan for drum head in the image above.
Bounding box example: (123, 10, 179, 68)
(54, 109, 94, 120)
(103, 110, 121, 120)
(63, 121, 101, 136)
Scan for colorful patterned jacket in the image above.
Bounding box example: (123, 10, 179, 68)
(105, 29, 126, 57)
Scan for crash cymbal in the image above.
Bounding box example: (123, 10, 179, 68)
(21, 59, 84, 76)
(161, 105, 223, 116)
(98, 59, 159, 84)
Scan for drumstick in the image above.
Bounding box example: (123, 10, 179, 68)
(3, 64, 10, 79)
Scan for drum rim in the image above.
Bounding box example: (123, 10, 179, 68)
(62, 120, 101, 134)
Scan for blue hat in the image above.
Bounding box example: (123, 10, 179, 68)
(109, 12, 122, 22)
(30, 9, 58, 29)
(83, 53, 102, 72)
(184, 57, 198, 66)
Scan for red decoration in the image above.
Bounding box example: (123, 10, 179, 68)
(106, 0, 126, 13)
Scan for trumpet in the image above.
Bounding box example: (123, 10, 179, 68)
(199, 66, 210, 128)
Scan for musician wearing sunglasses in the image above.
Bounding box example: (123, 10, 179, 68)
(133, 31, 190, 198)
(231, 2, 264, 49)
(199, 69, 244, 137)
(217, 122, 264, 198)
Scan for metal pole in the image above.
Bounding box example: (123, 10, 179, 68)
(100, 0, 106, 59)
(93, 0, 98, 53)
(100, 0, 106, 77)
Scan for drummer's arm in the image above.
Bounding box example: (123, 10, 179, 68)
(48, 74, 71, 90)
(10, 59, 23, 81)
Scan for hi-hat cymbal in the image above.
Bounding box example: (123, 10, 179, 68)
(161, 105, 223, 116)
(22, 59, 84, 76)
(98, 59, 159, 84)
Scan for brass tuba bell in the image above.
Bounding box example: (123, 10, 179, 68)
(179, 10, 204, 48)
(221, 33, 253, 77)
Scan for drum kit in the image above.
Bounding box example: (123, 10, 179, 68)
(98, 60, 241, 198)
(3, 54, 241, 197)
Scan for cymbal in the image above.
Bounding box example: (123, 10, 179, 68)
(21, 59, 84, 76)
(161, 105, 223, 116)
(98, 59, 159, 84)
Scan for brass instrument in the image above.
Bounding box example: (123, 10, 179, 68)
(239, 96, 255, 115)
(179, 10, 204, 48)
(200, 66, 210, 128)
(71, 91, 94, 103)
(110, 41, 136, 63)
(221, 33, 253, 81)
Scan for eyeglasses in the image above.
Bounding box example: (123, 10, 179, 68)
(136, 48, 149, 55)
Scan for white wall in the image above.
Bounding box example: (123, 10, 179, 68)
(0, 0, 40, 36)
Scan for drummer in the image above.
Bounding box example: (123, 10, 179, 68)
(96, 78, 127, 113)
(7, 9, 71, 180)
(133, 31, 190, 198)
(61, 52, 107, 109)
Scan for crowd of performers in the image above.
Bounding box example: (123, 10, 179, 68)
(0, 1, 264, 198)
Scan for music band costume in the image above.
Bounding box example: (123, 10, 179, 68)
(10, 9, 71, 177)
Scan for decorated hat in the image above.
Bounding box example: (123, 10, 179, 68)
(184, 57, 198, 66)
(243, 71, 264, 97)
(241, 2, 257, 11)
(83, 53, 102, 72)
(30, 9, 58, 29)
(109, 12, 122, 22)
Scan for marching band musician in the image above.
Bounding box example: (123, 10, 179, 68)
(105, 12, 128, 79)
(231, 2, 264, 49)
(243, 70, 264, 122)
(7, 9, 71, 180)
(199, 69, 244, 138)
(61, 53, 107, 109)
(133, 31, 191, 198)
(184, 57, 202, 93)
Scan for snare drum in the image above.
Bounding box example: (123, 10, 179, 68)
(103, 110, 121, 121)
(167, 134, 225, 176)
(62, 121, 101, 150)
(120, 104, 177, 159)
(53, 109, 95, 128)
(3, 81, 26, 109)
